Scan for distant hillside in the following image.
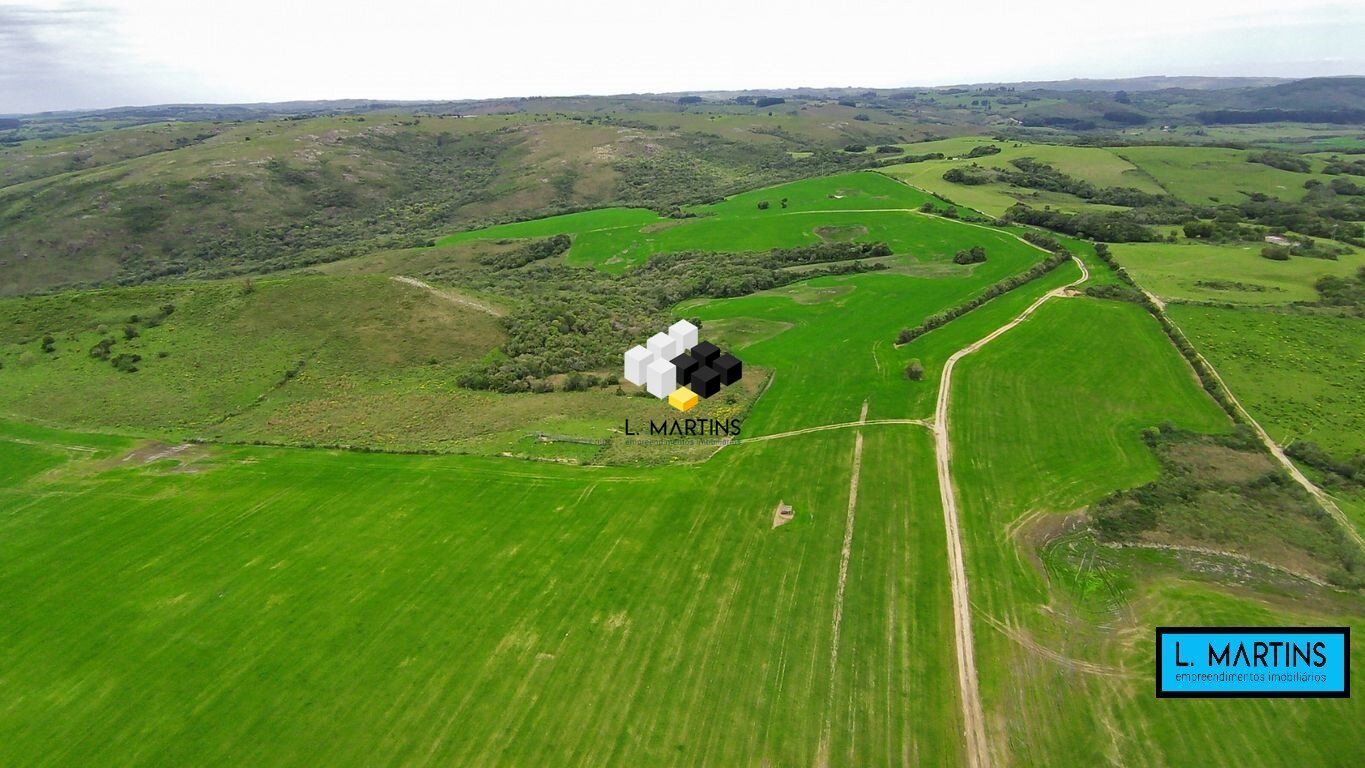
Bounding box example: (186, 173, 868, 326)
(1244, 76, 1365, 110)
(947, 75, 1292, 92)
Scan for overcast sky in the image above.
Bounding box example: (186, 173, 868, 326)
(3, 0, 1364, 114)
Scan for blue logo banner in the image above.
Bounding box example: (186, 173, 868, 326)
(1156, 627, 1349, 698)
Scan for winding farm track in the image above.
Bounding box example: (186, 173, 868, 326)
(932, 255, 1089, 768)
(390, 275, 505, 317)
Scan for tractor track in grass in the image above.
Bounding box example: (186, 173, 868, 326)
(733, 418, 930, 444)
(817, 400, 868, 767)
(933, 255, 1088, 768)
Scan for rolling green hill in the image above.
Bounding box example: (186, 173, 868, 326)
(3, 99, 1363, 767)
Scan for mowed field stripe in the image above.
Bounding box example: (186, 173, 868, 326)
(817, 400, 868, 767)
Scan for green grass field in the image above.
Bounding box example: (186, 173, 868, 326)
(1112, 241, 1364, 305)
(949, 298, 1362, 765)
(0, 394, 963, 766)
(879, 138, 1154, 218)
(3, 155, 1363, 767)
(1111, 145, 1335, 204)
(438, 172, 995, 273)
(1171, 305, 1365, 457)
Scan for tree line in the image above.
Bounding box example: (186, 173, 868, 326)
(895, 249, 1071, 345)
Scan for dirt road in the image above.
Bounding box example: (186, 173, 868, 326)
(932, 256, 1088, 768)
(1139, 285, 1363, 549)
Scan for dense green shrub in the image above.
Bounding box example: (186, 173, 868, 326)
(952, 246, 987, 264)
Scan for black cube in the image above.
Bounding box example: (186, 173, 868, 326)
(670, 353, 700, 386)
(690, 341, 720, 366)
(690, 366, 721, 399)
(713, 353, 742, 386)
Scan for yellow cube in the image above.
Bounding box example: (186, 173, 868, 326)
(668, 386, 699, 412)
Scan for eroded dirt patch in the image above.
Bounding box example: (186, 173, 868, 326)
(119, 441, 214, 473)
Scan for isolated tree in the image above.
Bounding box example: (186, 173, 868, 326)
(904, 359, 925, 381)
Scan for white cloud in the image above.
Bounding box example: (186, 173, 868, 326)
(3, 0, 1363, 112)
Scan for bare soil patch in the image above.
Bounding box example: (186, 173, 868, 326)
(771, 501, 795, 528)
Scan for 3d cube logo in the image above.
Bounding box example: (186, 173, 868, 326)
(668, 320, 698, 351)
(623, 345, 653, 386)
(690, 340, 720, 367)
(690, 366, 721, 399)
(623, 326, 742, 411)
(647, 332, 680, 363)
(713, 353, 742, 386)
(646, 357, 676, 399)
(670, 353, 700, 386)
(668, 386, 699, 412)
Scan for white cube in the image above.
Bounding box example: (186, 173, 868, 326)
(646, 332, 680, 363)
(668, 320, 698, 351)
(646, 358, 677, 399)
(623, 345, 653, 386)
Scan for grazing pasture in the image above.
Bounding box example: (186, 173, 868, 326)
(1112, 241, 1364, 305)
(1171, 305, 1365, 458)
(1111, 145, 1334, 203)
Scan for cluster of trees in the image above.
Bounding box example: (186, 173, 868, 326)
(1323, 158, 1365, 176)
(1019, 230, 1065, 252)
(1286, 441, 1364, 490)
(1329, 176, 1364, 196)
(1182, 218, 1261, 242)
(1088, 424, 1363, 589)
(996, 158, 1175, 208)
(477, 234, 571, 269)
(76, 304, 175, 374)
(895, 250, 1071, 345)
(1004, 204, 1158, 242)
(964, 144, 1001, 158)
(952, 245, 987, 264)
(447, 238, 890, 392)
(1247, 151, 1311, 173)
(739, 96, 784, 108)
(941, 166, 993, 185)
(943, 157, 1175, 213)
(1314, 265, 1365, 313)
(1237, 191, 1365, 245)
(88, 337, 141, 373)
